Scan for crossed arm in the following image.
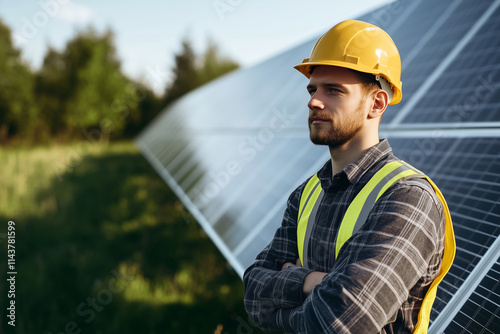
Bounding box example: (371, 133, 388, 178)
(243, 180, 444, 333)
(282, 259, 327, 296)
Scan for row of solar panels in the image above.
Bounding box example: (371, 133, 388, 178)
(137, 0, 500, 332)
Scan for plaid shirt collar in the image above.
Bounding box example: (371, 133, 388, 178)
(317, 138, 393, 187)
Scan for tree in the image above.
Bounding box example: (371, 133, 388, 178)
(198, 39, 239, 86)
(34, 47, 68, 136)
(0, 18, 37, 143)
(122, 84, 161, 138)
(35, 28, 136, 141)
(162, 38, 199, 107)
(162, 38, 239, 108)
(64, 28, 134, 139)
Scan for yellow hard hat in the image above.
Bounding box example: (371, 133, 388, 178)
(294, 20, 403, 105)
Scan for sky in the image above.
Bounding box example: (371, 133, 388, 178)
(0, 0, 393, 94)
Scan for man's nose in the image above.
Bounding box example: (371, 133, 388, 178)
(308, 93, 325, 110)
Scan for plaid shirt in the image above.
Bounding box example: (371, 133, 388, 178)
(243, 139, 445, 334)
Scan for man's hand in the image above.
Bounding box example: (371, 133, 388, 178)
(281, 258, 301, 270)
(281, 258, 328, 296)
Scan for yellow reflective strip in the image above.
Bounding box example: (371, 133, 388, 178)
(414, 176, 456, 334)
(298, 174, 320, 220)
(335, 161, 403, 259)
(297, 175, 322, 266)
(400, 160, 425, 175)
(374, 169, 418, 201)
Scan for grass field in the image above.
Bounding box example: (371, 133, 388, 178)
(0, 141, 261, 333)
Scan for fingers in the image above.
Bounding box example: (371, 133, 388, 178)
(281, 262, 294, 270)
(281, 258, 302, 270)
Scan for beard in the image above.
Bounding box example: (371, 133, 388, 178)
(309, 100, 365, 148)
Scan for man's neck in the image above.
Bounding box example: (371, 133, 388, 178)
(329, 136, 380, 175)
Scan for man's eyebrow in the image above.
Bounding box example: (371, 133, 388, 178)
(307, 83, 345, 90)
(323, 83, 345, 88)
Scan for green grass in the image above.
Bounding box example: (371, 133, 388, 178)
(0, 141, 261, 334)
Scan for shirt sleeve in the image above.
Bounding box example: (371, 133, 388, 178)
(282, 179, 446, 334)
(243, 183, 314, 332)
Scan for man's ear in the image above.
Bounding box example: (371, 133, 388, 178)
(368, 89, 389, 119)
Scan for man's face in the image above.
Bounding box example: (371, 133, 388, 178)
(306, 66, 368, 148)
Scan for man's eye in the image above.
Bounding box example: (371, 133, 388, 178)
(308, 89, 316, 96)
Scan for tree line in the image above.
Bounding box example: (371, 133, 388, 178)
(0, 18, 239, 145)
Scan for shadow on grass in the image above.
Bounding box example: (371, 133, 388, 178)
(0, 143, 262, 334)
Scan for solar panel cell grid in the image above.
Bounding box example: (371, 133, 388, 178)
(445, 259, 500, 333)
(403, 5, 500, 124)
(388, 136, 500, 322)
(382, 0, 496, 124)
(363, 0, 456, 124)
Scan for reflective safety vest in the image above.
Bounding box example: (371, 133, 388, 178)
(297, 160, 456, 333)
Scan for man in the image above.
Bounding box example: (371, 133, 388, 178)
(243, 20, 455, 333)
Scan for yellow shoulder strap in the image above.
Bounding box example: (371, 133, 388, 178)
(401, 163, 456, 334)
(297, 174, 322, 267)
(335, 160, 420, 259)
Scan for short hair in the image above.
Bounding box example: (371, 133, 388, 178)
(349, 70, 382, 96)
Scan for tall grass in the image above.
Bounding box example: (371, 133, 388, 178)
(0, 142, 258, 333)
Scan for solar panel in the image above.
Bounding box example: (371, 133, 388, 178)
(361, 0, 497, 124)
(449, 257, 500, 333)
(398, 2, 500, 124)
(384, 135, 500, 326)
(136, 0, 500, 332)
